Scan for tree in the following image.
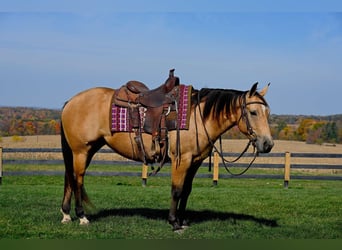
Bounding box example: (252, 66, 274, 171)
(322, 122, 339, 143)
(297, 119, 315, 141)
(25, 121, 36, 135)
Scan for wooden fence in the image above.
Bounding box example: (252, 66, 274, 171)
(0, 147, 341, 187)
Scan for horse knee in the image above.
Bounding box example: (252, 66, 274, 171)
(171, 185, 183, 199)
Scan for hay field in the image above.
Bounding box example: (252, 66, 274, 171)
(1, 135, 341, 152)
(0, 135, 341, 166)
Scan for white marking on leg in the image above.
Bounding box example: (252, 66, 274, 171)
(60, 209, 72, 224)
(79, 216, 90, 225)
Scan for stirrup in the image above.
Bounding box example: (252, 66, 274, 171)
(151, 137, 160, 161)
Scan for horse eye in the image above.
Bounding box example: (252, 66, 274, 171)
(250, 110, 257, 116)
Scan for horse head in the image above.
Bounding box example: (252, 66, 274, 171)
(237, 82, 274, 153)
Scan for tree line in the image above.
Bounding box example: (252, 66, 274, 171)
(0, 107, 341, 144)
(222, 114, 341, 144)
(0, 107, 61, 136)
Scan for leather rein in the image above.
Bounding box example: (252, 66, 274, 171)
(197, 91, 268, 176)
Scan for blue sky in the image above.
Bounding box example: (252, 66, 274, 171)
(1, 1, 342, 115)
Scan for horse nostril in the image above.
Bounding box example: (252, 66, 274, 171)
(264, 139, 274, 153)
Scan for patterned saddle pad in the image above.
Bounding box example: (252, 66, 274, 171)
(111, 85, 192, 132)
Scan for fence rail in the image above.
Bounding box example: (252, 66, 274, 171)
(0, 147, 341, 187)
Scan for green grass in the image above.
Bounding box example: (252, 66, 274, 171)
(0, 174, 341, 239)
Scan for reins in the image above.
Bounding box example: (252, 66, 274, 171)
(217, 136, 257, 176)
(196, 91, 263, 176)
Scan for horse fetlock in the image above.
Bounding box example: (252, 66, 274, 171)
(60, 209, 72, 224)
(169, 217, 186, 231)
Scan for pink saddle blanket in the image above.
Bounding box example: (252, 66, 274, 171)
(111, 85, 192, 132)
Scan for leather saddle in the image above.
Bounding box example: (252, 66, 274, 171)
(113, 69, 180, 165)
(114, 69, 179, 108)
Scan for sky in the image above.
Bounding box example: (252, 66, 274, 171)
(1, 1, 342, 115)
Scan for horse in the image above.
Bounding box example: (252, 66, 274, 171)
(60, 71, 274, 231)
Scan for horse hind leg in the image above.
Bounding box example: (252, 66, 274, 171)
(60, 125, 74, 223)
(73, 153, 92, 225)
(62, 139, 104, 225)
(61, 169, 73, 223)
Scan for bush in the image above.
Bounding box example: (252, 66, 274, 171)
(11, 135, 26, 142)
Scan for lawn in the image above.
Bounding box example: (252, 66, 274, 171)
(0, 174, 341, 239)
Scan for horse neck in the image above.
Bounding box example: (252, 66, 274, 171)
(197, 102, 240, 143)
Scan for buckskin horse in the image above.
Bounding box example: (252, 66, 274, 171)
(60, 69, 274, 231)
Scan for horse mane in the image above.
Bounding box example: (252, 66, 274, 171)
(192, 87, 269, 122)
(191, 88, 244, 122)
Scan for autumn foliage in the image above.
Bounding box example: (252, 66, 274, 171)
(0, 107, 61, 136)
(223, 114, 341, 144)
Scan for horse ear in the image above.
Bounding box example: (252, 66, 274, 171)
(249, 82, 258, 97)
(259, 83, 270, 97)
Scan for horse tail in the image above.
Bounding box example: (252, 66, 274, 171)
(60, 110, 76, 200)
(61, 119, 73, 178)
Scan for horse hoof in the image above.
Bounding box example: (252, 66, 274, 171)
(61, 216, 72, 224)
(172, 223, 189, 233)
(79, 216, 89, 225)
(174, 226, 189, 234)
(60, 209, 72, 224)
(174, 228, 185, 234)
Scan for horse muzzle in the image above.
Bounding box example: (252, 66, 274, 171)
(253, 136, 274, 153)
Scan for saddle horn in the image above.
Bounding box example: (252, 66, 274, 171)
(169, 68, 175, 77)
(167, 68, 179, 87)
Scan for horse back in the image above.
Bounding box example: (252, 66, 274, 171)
(62, 87, 115, 143)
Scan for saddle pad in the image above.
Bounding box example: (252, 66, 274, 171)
(176, 84, 192, 129)
(111, 106, 146, 132)
(111, 85, 192, 132)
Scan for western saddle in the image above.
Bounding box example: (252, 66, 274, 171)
(113, 69, 180, 167)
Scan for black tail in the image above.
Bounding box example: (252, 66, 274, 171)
(61, 121, 73, 175)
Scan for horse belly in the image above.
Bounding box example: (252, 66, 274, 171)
(104, 133, 155, 162)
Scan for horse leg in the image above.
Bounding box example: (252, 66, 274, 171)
(177, 171, 197, 227)
(60, 127, 74, 223)
(168, 158, 196, 231)
(61, 167, 74, 223)
(73, 153, 90, 225)
(169, 183, 182, 230)
(175, 162, 200, 228)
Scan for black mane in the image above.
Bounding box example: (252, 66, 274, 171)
(192, 88, 246, 121)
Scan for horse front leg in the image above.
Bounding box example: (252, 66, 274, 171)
(169, 178, 193, 231)
(177, 162, 199, 228)
(168, 157, 196, 231)
(169, 184, 183, 231)
(169, 159, 200, 231)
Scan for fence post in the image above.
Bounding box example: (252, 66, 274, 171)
(0, 147, 2, 185)
(284, 151, 291, 188)
(213, 151, 219, 186)
(142, 164, 148, 187)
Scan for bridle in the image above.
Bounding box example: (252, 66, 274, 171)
(197, 91, 268, 176)
(238, 93, 269, 145)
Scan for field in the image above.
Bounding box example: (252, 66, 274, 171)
(0, 136, 341, 239)
(0, 176, 341, 239)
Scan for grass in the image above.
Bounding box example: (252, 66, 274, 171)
(0, 175, 341, 239)
(1, 136, 341, 239)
